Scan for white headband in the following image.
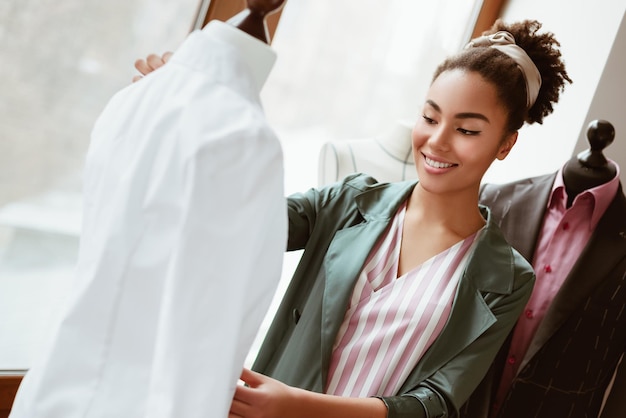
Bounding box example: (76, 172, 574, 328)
(465, 31, 542, 109)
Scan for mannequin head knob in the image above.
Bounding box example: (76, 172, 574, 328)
(577, 119, 615, 168)
(562, 119, 617, 205)
(587, 119, 615, 152)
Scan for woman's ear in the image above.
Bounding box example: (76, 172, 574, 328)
(496, 131, 518, 160)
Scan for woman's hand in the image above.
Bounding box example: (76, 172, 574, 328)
(229, 368, 296, 418)
(132, 51, 173, 82)
(229, 368, 387, 418)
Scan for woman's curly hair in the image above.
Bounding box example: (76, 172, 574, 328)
(432, 19, 572, 133)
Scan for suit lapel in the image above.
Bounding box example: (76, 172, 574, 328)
(500, 174, 554, 261)
(522, 188, 626, 369)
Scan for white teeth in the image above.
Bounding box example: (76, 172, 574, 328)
(425, 156, 454, 169)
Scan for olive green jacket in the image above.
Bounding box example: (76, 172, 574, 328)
(252, 174, 534, 418)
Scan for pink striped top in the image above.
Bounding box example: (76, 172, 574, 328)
(325, 203, 481, 397)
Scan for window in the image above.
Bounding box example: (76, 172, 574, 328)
(0, 0, 199, 371)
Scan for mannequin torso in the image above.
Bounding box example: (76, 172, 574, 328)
(317, 119, 417, 186)
(461, 119, 625, 418)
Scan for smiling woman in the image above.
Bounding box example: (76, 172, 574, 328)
(235, 17, 570, 418)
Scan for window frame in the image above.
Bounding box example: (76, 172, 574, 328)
(192, 0, 506, 42)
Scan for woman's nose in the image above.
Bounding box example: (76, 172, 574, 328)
(428, 126, 451, 150)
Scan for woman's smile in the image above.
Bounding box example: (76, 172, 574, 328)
(423, 153, 457, 170)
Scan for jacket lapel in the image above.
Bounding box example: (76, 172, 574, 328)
(320, 181, 415, 382)
(401, 270, 496, 388)
(521, 187, 626, 370)
(399, 207, 516, 391)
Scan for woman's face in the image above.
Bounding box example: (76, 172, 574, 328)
(412, 69, 517, 197)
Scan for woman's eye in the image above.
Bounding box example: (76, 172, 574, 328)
(458, 128, 480, 136)
(422, 114, 436, 124)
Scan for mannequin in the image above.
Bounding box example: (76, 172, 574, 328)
(317, 118, 417, 186)
(461, 119, 626, 418)
(562, 119, 618, 206)
(9, 2, 288, 418)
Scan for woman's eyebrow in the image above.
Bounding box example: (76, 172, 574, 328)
(425, 99, 441, 113)
(425, 99, 490, 123)
(456, 112, 490, 123)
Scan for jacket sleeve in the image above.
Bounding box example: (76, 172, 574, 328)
(286, 187, 320, 251)
(378, 388, 444, 417)
(379, 261, 535, 418)
(285, 173, 373, 251)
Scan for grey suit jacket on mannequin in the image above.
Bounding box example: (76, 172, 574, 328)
(461, 171, 626, 418)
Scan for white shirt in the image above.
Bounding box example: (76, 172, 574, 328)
(10, 20, 286, 418)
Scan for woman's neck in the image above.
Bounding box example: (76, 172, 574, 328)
(408, 184, 484, 238)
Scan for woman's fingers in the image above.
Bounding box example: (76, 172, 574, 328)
(229, 396, 249, 417)
(146, 53, 166, 71)
(132, 52, 173, 82)
(134, 58, 151, 75)
(239, 368, 265, 388)
(162, 51, 173, 63)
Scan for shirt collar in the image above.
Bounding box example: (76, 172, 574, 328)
(202, 20, 276, 92)
(550, 160, 620, 230)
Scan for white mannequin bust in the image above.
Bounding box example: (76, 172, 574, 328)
(317, 118, 417, 186)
